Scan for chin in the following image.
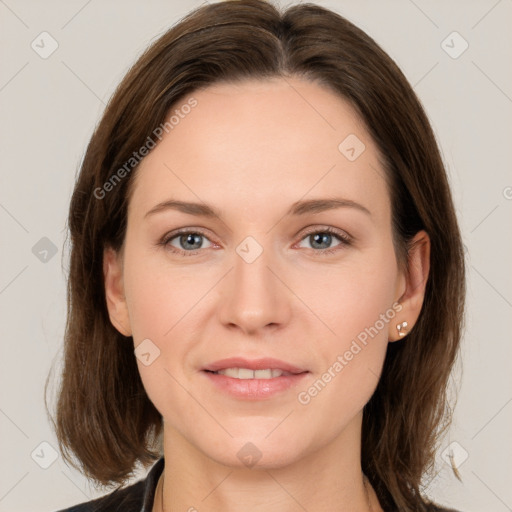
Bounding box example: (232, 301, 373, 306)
(198, 432, 308, 471)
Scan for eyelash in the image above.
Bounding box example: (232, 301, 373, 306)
(158, 226, 352, 257)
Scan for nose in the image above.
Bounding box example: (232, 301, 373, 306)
(217, 241, 292, 336)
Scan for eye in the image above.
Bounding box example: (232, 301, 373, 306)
(161, 229, 213, 256)
(296, 227, 351, 255)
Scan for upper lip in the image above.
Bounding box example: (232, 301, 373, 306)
(203, 357, 308, 374)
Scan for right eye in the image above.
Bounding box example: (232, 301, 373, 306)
(160, 229, 214, 256)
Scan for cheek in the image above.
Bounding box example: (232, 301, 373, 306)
(124, 259, 196, 418)
(308, 247, 399, 350)
(294, 245, 399, 409)
(123, 247, 199, 341)
(122, 248, 217, 412)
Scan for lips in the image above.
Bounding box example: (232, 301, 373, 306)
(202, 357, 307, 375)
(214, 368, 288, 379)
(202, 357, 309, 400)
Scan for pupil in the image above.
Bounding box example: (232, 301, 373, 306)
(312, 233, 331, 249)
(181, 233, 202, 250)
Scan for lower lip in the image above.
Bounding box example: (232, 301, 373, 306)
(202, 371, 309, 399)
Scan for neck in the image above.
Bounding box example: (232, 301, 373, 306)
(154, 414, 381, 512)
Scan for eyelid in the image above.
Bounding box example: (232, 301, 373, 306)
(297, 224, 351, 240)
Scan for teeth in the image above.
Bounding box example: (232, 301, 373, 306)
(239, 368, 254, 379)
(215, 368, 285, 379)
(220, 368, 240, 378)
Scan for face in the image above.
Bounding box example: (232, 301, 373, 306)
(104, 77, 429, 470)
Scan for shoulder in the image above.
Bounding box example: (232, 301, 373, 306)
(55, 457, 164, 512)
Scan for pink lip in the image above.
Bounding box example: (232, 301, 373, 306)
(201, 357, 309, 400)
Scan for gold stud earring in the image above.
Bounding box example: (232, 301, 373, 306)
(396, 321, 408, 337)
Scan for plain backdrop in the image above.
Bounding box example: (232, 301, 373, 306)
(1, 1, 511, 511)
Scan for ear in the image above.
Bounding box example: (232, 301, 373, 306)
(389, 230, 430, 342)
(103, 247, 132, 337)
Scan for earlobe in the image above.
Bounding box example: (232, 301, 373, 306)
(103, 247, 132, 337)
(389, 230, 430, 342)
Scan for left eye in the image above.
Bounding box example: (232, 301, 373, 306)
(297, 230, 344, 251)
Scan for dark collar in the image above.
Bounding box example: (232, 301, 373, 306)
(141, 457, 165, 511)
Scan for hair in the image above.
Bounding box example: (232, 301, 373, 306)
(46, 1, 466, 510)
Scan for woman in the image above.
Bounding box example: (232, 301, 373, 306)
(49, 0, 465, 510)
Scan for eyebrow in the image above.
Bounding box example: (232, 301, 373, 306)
(144, 197, 371, 220)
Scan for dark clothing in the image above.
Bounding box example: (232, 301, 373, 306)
(56, 458, 164, 512)
(57, 457, 460, 512)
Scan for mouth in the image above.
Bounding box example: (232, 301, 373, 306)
(204, 368, 295, 379)
(202, 357, 307, 376)
(201, 357, 309, 399)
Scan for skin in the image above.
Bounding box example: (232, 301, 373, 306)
(104, 77, 430, 512)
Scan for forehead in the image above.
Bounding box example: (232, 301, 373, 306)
(129, 77, 389, 223)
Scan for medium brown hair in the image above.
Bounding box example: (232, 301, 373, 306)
(46, 1, 465, 510)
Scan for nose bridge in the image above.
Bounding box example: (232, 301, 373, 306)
(218, 234, 290, 333)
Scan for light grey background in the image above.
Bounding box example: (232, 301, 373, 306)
(1, 1, 511, 511)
